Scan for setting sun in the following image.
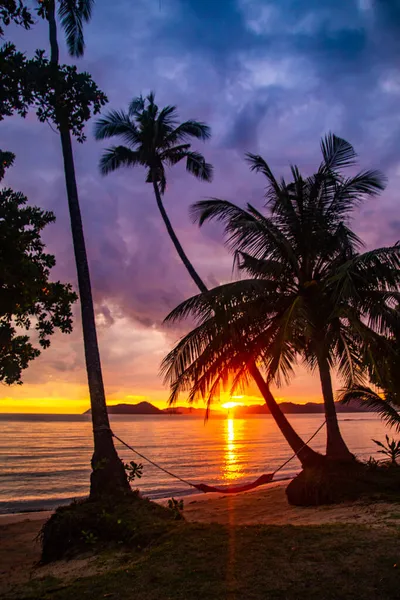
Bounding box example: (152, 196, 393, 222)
(221, 401, 243, 410)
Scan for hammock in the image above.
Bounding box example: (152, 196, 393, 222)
(111, 420, 325, 495)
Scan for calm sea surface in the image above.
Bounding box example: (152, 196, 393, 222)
(0, 413, 390, 514)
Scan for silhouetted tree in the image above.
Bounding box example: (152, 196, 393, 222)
(37, 0, 130, 496)
(0, 151, 76, 383)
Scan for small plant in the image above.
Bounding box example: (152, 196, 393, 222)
(167, 497, 184, 520)
(372, 435, 400, 466)
(366, 456, 379, 471)
(81, 530, 98, 545)
(124, 460, 144, 482)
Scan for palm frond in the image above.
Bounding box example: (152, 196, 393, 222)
(185, 151, 213, 181)
(340, 386, 400, 433)
(166, 120, 211, 145)
(58, 0, 94, 57)
(99, 146, 140, 175)
(245, 152, 281, 202)
(320, 133, 357, 172)
(94, 110, 139, 146)
(128, 94, 146, 116)
(190, 199, 299, 274)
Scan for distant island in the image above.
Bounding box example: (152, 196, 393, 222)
(84, 399, 367, 416)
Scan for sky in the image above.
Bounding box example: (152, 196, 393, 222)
(1, 0, 400, 413)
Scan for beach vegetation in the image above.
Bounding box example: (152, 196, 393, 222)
(161, 133, 400, 502)
(0, 152, 76, 384)
(372, 436, 400, 466)
(40, 494, 177, 562)
(124, 460, 144, 482)
(167, 497, 184, 519)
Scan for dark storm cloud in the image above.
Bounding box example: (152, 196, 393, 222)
(2, 0, 400, 393)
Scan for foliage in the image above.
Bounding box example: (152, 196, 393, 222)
(0, 153, 77, 383)
(340, 385, 400, 433)
(37, 0, 94, 58)
(32, 49, 108, 141)
(40, 494, 178, 562)
(95, 91, 213, 192)
(340, 331, 400, 432)
(161, 134, 400, 414)
(0, 44, 107, 141)
(167, 497, 184, 519)
(124, 460, 144, 482)
(365, 456, 379, 471)
(0, 0, 33, 36)
(0, 43, 36, 119)
(372, 435, 400, 465)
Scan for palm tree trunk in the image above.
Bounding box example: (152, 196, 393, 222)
(153, 181, 208, 293)
(47, 1, 129, 497)
(153, 179, 321, 466)
(316, 352, 354, 461)
(249, 364, 323, 466)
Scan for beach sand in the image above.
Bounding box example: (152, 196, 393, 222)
(1, 483, 399, 594)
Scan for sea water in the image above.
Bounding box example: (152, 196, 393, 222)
(0, 413, 390, 513)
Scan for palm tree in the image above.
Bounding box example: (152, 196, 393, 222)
(44, 1, 129, 496)
(163, 134, 400, 461)
(94, 92, 213, 293)
(95, 94, 322, 466)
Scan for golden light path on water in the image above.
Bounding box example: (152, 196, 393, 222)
(224, 417, 243, 481)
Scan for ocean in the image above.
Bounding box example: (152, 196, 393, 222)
(0, 413, 390, 514)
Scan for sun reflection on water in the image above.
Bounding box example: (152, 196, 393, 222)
(224, 417, 243, 481)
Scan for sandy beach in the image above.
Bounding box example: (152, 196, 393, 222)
(1, 483, 399, 596)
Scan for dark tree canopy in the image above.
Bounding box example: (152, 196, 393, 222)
(0, 0, 33, 36)
(0, 152, 77, 384)
(0, 44, 108, 141)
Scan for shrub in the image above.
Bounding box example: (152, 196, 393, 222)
(40, 493, 179, 562)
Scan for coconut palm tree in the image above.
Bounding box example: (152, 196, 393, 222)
(43, 1, 129, 496)
(163, 134, 400, 461)
(95, 93, 322, 466)
(94, 92, 213, 293)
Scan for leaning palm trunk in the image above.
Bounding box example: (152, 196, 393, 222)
(317, 353, 354, 461)
(47, 1, 129, 496)
(249, 364, 322, 465)
(152, 180, 208, 294)
(153, 177, 321, 466)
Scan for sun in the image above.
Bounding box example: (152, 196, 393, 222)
(221, 401, 243, 410)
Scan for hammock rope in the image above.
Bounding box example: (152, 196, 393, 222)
(111, 420, 326, 494)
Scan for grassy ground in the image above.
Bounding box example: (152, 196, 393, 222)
(4, 521, 400, 600)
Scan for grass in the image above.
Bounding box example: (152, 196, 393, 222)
(5, 521, 400, 600)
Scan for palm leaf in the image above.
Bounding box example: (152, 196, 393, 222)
(185, 151, 213, 181)
(58, 0, 94, 58)
(99, 146, 140, 175)
(94, 110, 139, 146)
(166, 120, 211, 145)
(320, 133, 357, 172)
(340, 386, 400, 433)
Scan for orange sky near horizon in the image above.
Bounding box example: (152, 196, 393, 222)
(0, 314, 327, 414)
(0, 385, 326, 414)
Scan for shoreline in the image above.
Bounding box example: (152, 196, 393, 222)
(2, 477, 399, 529)
(0, 479, 290, 525)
